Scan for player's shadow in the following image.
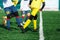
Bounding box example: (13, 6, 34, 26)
(0, 24, 7, 29)
(0, 24, 18, 30)
(24, 27, 39, 32)
(56, 28, 60, 32)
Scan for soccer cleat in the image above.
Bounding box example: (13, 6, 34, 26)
(18, 25, 25, 33)
(5, 27, 11, 31)
(23, 21, 25, 25)
(33, 29, 37, 32)
(20, 23, 23, 26)
(24, 27, 31, 32)
(32, 28, 38, 32)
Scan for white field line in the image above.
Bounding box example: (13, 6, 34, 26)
(39, 11, 44, 40)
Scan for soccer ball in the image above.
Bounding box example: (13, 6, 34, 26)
(3, 16, 7, 26)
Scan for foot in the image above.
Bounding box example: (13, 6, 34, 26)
(18, 25, 25, 33)
(4, 27, 11, 31)
(33, 28, 38, 32)
(23, 21, 25, 25)
(7, 28, 11, 31)
(33, 29, 37, 32)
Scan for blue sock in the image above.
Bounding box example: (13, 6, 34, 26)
(25, 16, 28, 21)
(16, 17, 21, 25)
(7, 20, 10, 29)
(20, 18, 23, 23)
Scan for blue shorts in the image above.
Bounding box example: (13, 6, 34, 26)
(4, 5, 17, 13)
(21, 10, 30, 14)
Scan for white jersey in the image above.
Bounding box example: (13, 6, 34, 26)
(20, 0, 31, 11)
(3, 0, 13, 8)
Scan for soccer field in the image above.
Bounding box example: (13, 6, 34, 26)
(0, 10, 60, 40)
(43, 11, 60, 40)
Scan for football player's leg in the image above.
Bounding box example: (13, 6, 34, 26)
(23, 11, 30, 24)
(23, 9, 38, 29)
(31, 8, 39, 30)
(25, 11, 30, 22)
(23, 9, 37, 29)
(14, 12, 21, 26)
(21, 9, 39, 31)
(33, 15, 37, 30)
(23, 15, 33, 29)
(6, 11, 11, 29)
(21, 11, 25, 23)
(3, 8, 10, 26)
(14, 12, 25, 32)
(31, 8, 39, 16)
(12, 6, 21, 26)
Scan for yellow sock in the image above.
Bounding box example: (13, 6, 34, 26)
(33, 20, 37, 30)
(23, 19, 31, 29)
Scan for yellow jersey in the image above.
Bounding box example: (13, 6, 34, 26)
(12, 0, 18, 6)
(31, 0, 45, 9)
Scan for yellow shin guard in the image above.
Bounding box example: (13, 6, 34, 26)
(33, 20, 37, 30)
(23, 19, 31, 29)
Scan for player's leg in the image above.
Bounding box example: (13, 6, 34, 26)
(23, 8, 39, 29)
(31, 8, 39, 31)
(6, 13, 11, 30)
(14, 12, 21, 26)
(33, 15, 37, 31)
(11, 5, 23, 31)
(22, 11, 30, 24)
(23, 15, 33, 29)
(14, 11, 25, 32)
(11, 5, 25, 32)
(19, 8, 39, 33)
(22, 13, 30, 24)
(31, 9, 38, 31)
(3, 8, 12, 30)
(21, 11, 25, 24)
(25, 11, 30, 22)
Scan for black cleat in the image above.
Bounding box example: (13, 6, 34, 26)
(7, 28, 11, 31)
(6, 27, 12, 31)
(18, 25, 25, 33)
(1, 24, 11, 31)
(33, 28, 39, 32)
(33, 29, 37, 32)
(32, 28, 38, 32)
